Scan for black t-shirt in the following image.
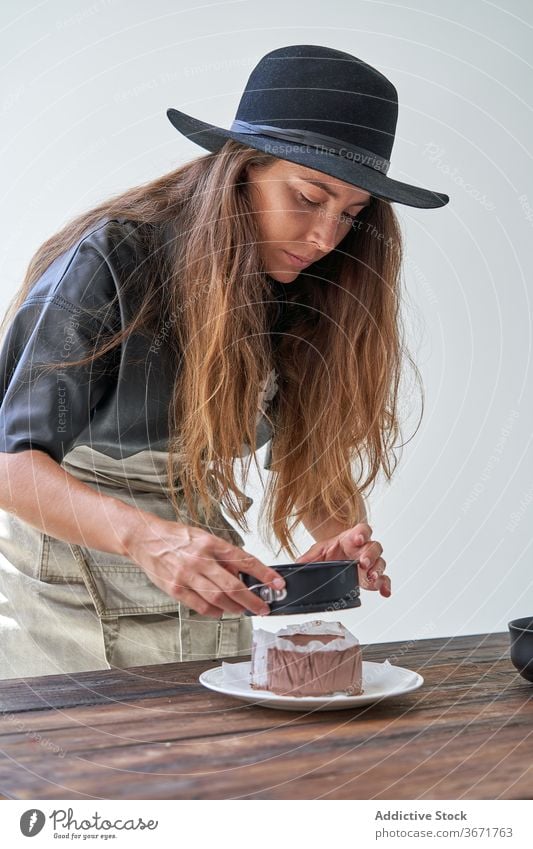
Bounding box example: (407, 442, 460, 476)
(0, 217, 280, 489)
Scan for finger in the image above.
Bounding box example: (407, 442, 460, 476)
(378, 574, 391, 597)
(294, 541, 328, 564)
(188, 571, 254, 615)
(365, 562, 391, 597)
(359, 541, 384, 572)
(347, 522, 373, 546)
(213, 541, 287, 589)
(174, 586, 226, 618)
(366, 556, 386, 583)
(336, 524, 373, 559)
(202, 564, 271, 615)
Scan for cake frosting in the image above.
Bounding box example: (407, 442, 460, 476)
(250, 619, 363, 696)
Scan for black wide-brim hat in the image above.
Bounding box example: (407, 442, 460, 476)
(167, 44, 449, 210)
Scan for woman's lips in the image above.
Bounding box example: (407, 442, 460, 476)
(283, 250, 312, 268)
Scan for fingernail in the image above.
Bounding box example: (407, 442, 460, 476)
(260, 605, 270, 615)
(272, 577, 285, 589)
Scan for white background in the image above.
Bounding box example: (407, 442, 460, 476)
(1, 0, 532, 644)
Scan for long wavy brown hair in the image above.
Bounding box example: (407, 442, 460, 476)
(0, 140, 423, 559)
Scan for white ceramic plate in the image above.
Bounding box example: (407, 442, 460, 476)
(199, 660, 424, 712)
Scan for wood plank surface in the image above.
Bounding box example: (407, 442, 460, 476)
(0, 632, 532, 800)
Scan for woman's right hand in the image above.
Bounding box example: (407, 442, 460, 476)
(126, 516, 286, 617)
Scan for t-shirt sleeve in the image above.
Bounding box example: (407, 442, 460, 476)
(263, 438, 273, 471)
(257, 368, 278, 472)
(0, 244, 120, 464)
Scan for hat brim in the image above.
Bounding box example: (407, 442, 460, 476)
(166, 108, 449, 210)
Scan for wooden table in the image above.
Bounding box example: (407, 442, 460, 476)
(0, 631, 531, 800)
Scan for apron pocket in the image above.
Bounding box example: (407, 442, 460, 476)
(97, 608, 252, 668)
(68, 541, 253, 666)
(69, 544, 181, 618)
(99, 611, 185, 668)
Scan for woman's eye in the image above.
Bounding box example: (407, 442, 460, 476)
(297, 191, 320, 208)
(297, 191, 357, 223)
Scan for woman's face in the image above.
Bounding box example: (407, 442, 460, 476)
(245, 159, 372, 283)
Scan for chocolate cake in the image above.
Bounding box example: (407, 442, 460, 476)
(250, 620, 363, 696)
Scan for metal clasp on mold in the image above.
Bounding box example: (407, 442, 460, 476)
(248, 582, 288, 603)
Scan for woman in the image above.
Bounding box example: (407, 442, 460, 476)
(0, 45, 448, 679)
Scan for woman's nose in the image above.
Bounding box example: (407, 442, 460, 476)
(308, 211, 344, 254)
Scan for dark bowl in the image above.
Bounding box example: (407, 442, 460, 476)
(239, 559, 360, 616)
(508, 617, 533, 682)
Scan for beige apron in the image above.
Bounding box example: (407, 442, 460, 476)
(0, 472, 253, 681)
(0, 370, 279, 681)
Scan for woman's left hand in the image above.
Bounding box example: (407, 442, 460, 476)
(294, 522, 391, 598)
